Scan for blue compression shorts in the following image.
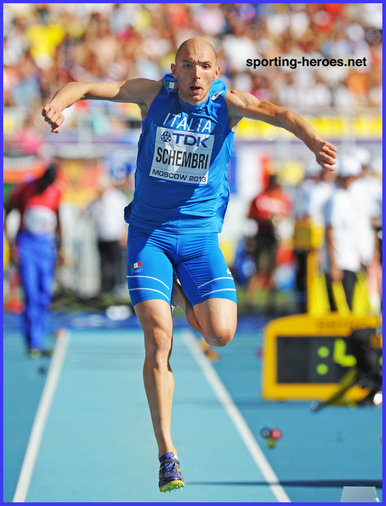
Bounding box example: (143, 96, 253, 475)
(127, 226, 237, 307)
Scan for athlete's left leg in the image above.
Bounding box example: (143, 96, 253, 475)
(193, 298, 237, 347)
(171, 278, 205, 334)
(172, 281, 236, 346)
(173, 233, 237, 347)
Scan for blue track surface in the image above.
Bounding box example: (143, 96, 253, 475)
(3, 313, 383, 503)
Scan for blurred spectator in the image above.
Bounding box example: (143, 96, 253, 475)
(349, 148, 380, 268)
(293, 161, 322, 311)
(6, 113, 45, 155)
(245, 174, 292, 303)
(88, 177, 129, 293)
(348, 147, 382, 311)
(307, 168, 337, 225)
(323, 155, 361, 311)
(297, 163, 337, 312)
(367, 157, 383, 262)
(294, 161, 320, 221)
(2, 3, 382, 120)
(3, 161, 64, 358)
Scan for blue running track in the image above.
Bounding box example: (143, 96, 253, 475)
(3, 314, 382, 503)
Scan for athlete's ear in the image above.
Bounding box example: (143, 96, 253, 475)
(213, 65, 220, 81)
(171, 63, 177, 78)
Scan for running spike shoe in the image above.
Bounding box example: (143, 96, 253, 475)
(158, 452, 184, 492)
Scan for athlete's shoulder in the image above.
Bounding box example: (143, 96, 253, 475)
(209, 77, 228, 96)
(162, 73, 178, 92)
(135, 78, 163, 105)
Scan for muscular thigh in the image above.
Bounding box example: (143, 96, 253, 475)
(127, 226, 174, 306)
(194, 297, 237, 345)
(174, 233, 237, 306)
(134, 299, 173, 347)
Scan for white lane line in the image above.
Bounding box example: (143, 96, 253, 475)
(182, 330, 291, 503)
(13, 330, 70, 502)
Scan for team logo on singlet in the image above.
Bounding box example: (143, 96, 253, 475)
(160, 131, 172, 142)
(150, 126, 215, 185)
(130, 261, 143, 273)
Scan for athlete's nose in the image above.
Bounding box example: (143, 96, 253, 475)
(192, 64, 201, 79)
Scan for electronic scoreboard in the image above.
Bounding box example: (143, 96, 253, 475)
(262, 313, 381, 401)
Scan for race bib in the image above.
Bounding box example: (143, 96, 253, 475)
(150, 127, 214, 185)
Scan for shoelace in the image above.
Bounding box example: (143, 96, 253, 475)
(160, 459, 180, 475)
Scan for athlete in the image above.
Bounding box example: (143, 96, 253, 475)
(42, 37, 337, 492)
(4, 161, 63, 358)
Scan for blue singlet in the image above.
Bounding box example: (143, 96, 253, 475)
(124, 74, 235, 233)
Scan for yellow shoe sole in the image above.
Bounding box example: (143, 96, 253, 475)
(159, 480, 185, 492)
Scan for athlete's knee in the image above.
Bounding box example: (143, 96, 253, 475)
(194, 299, 237, 347)
(135, 300, 173, 365)
(144, 326, 173, 366)
(204, 322, 235, 347)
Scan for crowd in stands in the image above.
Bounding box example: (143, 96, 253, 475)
(4, 2, 382, 131)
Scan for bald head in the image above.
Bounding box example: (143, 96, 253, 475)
(171, 37, 220, 105)
(175, 38, 217, 64)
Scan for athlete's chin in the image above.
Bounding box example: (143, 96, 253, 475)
(179, 89, 208, 105)
(189, 92, 207, 104)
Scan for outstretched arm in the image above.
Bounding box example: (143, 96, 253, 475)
(42, 78, 162, 133)
(226, 89, 337, 171)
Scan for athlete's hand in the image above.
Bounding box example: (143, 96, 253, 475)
(42, 104, 65, 133)
(313, 138, 337, 172)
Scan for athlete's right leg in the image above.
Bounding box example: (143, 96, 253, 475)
(126, 226, 178, 459)
(134, 299, 178, 458)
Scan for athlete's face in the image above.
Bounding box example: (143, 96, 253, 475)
(171, 40, 220, 105)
